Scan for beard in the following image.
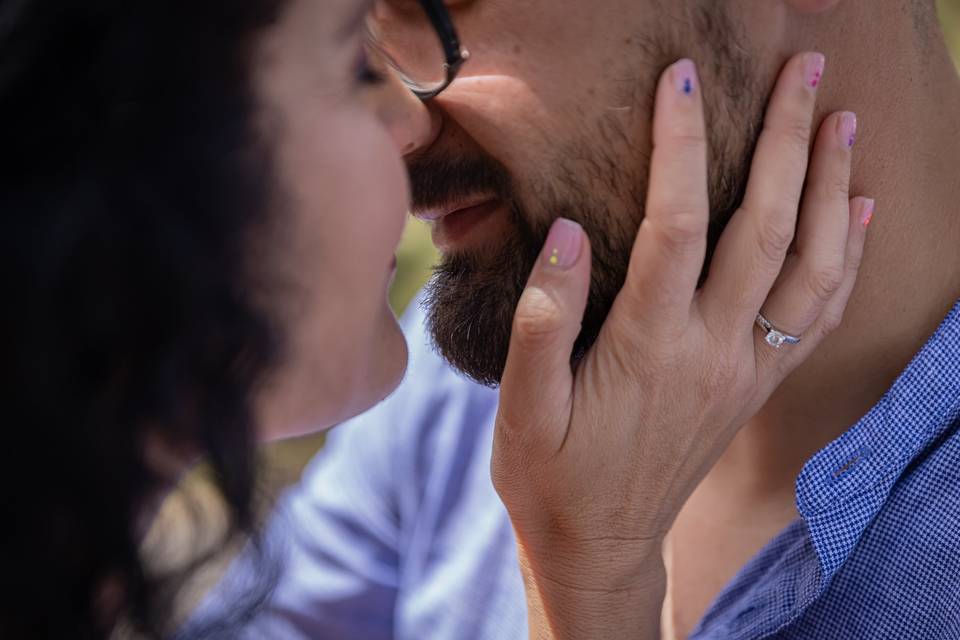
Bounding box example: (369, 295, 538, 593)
(414, 10, 764, 387)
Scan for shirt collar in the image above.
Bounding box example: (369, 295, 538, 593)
(795, 299, 960, 580)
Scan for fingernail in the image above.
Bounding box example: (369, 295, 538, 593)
(542, 218, 584, 270)
(672, 59, 698, 96)
(839, 112, 858, 148)
(805, 52, 826, 89)
(858, 198, 875, 228)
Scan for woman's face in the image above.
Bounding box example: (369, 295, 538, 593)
(253, 0, 433, 437)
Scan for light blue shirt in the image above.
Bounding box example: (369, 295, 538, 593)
(188, 298, 521, 639)
(189, 296, 960, 639)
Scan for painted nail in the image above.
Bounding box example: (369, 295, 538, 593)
(673, 59, 698, 96)
(859, 198, 875, 228)
(542, 218, 584, 270)
(805, 53, 826, 89)
(839, 112, 858, 148)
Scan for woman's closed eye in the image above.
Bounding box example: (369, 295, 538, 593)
(353, 44, 387, 88)
(355, 45, 387, 87)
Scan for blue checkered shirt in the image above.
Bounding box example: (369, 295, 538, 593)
(190, 299, 960, 639)
(692, 299, 960, 638)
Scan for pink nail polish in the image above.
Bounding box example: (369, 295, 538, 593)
(859, 199, 875, 228)
(839, 112, 858, 148)
(542, 218, 584, 270)
(673, 59, 697, 96)
(805, 53, 826, 89)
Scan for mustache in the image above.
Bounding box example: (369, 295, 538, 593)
(407, 148, 515, 213)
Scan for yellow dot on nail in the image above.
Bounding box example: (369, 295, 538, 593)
(549, 255, 559, 265)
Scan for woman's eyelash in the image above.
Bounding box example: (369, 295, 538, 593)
(356, 48, 386, 86)
(358, 63, 386, 85)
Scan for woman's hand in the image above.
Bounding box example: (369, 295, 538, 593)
(493, 52, 872, 640)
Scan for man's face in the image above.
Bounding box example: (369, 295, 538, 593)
(394, 0, 771, 385)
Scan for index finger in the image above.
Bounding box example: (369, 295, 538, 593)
(614, 58, 708, 335)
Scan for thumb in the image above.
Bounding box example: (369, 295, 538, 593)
(497, 217, 592, 456)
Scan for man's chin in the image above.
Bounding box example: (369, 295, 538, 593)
(423, 244, 535, 387)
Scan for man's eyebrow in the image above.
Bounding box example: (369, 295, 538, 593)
(338, 0, 376, 41)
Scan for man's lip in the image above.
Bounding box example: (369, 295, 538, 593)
(413, 196, 498, 222)
(430, 199, 502, 254)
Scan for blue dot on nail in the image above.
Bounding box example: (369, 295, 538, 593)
(683, 77, 693, 95)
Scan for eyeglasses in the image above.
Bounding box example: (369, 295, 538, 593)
(366, 0, 470, 100)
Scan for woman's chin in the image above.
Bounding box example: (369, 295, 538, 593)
(257, 316, 409, 442)
(364, 316, 409, 410)
(312, 329, 408, 431)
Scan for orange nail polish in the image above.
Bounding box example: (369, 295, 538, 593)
(860, 199, 875, 228)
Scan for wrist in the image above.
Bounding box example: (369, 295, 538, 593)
(518, 537, 667, 640)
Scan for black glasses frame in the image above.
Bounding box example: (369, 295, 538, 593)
(414, 0, 470, 100)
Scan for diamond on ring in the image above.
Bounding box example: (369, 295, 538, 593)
(765, 330, 787, 349)
(756, 313, 802, 350)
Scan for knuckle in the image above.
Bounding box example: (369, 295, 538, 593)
(646, 213, 706, 253)
(511, 287, 568, 349)
(830, 173, 851, 200)
(819, 308, 845, 334)
(773, 117, 813, 152)
(812, 172, 851, 202)
(667, 128, 707, 151)
(802, 263, 845, 304)
(754, 219, 795, 265)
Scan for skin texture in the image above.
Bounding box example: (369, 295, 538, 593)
(385, 0, 960, 636)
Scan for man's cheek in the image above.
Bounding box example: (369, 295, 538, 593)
(438, 75, 570, 173)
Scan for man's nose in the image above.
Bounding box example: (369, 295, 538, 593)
(379, 74, 439, 157)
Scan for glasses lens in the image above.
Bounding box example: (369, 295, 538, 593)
(367, 1, 448, 94)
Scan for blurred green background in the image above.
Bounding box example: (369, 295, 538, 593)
(146, 4, 960, 629)
(946, 0, 960, 55)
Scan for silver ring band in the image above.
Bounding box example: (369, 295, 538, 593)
(755, 313, 802, 349)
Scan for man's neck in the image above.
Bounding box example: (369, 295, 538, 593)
(711, 24, 960, 502)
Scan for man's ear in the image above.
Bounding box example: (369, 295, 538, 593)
(784, 0, 841, 12)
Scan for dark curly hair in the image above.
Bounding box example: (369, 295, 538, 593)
(1, 0, 290, 637)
